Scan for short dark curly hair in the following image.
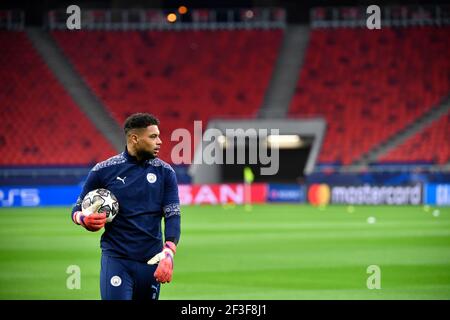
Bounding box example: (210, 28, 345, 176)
(123, 113, 160, 135)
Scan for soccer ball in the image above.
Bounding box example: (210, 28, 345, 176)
(82, 188, 119, 223)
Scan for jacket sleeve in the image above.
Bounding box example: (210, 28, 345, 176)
(70, 168, 102, 223)
(162, 168, 181, 245)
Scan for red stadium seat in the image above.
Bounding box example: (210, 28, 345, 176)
(380, 112, 450, 164)
(52, 30, 283, 163)
(0, 31, 117, 166)
(289, 27, 450, 165)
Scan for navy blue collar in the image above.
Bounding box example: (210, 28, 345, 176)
(124, 147, 141, 163)
(124, 147, 157, 165)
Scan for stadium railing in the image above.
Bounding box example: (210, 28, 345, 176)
(46, 7, 286, 30)
(0, 10, 24, 30)
(310, 4, 450, 29)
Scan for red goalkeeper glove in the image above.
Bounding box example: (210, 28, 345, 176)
(72, 200, 107, 232)
(147, 241, 177, 283)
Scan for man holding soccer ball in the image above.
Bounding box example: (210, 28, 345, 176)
(71, 113, 181, 300)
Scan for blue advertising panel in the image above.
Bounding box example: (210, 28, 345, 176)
(424, 184, 450, 206)
(267, 184, 306, 203)
(0, 185, 82, 207)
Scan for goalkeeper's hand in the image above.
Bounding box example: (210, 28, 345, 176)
(72, 200, 107, 232)
(147, 241, 177, 283)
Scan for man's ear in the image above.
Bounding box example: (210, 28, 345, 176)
(128, 132, 139, 144)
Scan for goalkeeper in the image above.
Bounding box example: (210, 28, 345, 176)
(70, 113, 181, 300)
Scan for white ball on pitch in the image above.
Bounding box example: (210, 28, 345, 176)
(367, 216, 376, 224)
(432, 210, 440, 217)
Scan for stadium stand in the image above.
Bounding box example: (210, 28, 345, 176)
(289, 27, 450, 165)
(3, 26, 447, 168)
(52, 30, 283, 162)
(379, 111, 450, 164)
(0, 31, 117, 166)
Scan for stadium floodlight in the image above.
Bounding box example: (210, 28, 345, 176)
(266, 135, 302, 149)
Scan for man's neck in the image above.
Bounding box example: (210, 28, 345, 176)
(126, 144, 142, 161)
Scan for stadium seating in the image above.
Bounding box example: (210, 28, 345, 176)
(52, 30, 283, 162)
(379, 112, 450, 164)
(289, 27, 450, 165)
(4, 27, 446, 167)
(0, 31, 117, 166)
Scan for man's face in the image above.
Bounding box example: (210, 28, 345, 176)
(133, 125, 162, 160)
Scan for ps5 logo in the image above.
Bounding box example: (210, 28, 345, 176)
(0, 188, 40, 207)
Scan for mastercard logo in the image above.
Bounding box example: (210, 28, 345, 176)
(308, 184, 331, 206)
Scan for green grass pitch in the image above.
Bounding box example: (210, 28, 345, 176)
(0, 204, 449, 300)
